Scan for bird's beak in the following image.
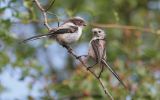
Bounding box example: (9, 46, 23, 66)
(83, 23, 87, 26)
(92, 30, 97, 34)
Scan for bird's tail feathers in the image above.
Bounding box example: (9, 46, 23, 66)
(21, 33, 54, 43)
(102, 59, 127, 89)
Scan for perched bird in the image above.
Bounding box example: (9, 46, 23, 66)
(22, 17, 86, 49)
(88, 28, 126, 88)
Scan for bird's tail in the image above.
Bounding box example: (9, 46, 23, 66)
(21, 33, 54, 43)
(102, 59, 127, 89)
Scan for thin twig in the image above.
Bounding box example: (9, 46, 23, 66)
(45, 0, 56, 12)
(33, 0, 51, 30)
(47, 11, 60, 27)
(64, 46, 114, 100)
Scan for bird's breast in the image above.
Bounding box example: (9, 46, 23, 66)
(56, 27, 82, 44)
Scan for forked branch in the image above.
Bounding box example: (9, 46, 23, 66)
(33, 0, 51, 30)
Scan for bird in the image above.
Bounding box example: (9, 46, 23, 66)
(87, 28, 126, 88)
(21, 17, 86, 49)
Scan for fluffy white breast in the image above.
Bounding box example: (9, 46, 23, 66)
(62, 27, 82, 44)
(56, 23, 83, 44)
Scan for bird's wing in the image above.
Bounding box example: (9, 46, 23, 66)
(100, 39, 106, 60)
(102, 59, 127, 88)
(49, 25, 78, 35)
(21, 26, 78, 43)
(50, 22, 78, 34)
(91, 39, 103, 62)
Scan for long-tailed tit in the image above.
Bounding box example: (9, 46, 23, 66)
(88, 28, 126, 88)
(22, 17, 86, 49)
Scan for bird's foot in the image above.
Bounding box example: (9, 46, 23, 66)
(76, 55, 88, 59)
(62, 44, 73, 53)
(67, 47, 73, 53)
(87, 66, 92, 70)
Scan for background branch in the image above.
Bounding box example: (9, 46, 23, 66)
(14, 17, 157, 34)
(91, 23, 155, 34)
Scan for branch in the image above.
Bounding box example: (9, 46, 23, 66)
(91, 23, 155, 34)
(33, 0, 52, 30)
(63, 46, 114, 100)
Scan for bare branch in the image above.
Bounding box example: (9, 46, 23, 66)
(63, 46, 114, 100)
(33, 0, 52, 30)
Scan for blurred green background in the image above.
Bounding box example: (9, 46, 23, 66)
(0, 0, 160, 99)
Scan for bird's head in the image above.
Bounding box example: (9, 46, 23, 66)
(92, 28, 106, 38)
(67, 17, 87, 27)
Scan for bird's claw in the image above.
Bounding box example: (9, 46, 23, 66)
(83, 55, 88, 58)
(68, 48, 73, 53)
(76, 55, 88, 60)
(87, 66, 92, 70)
(62, 45, 73, 53)
(76, 56, 82, 59)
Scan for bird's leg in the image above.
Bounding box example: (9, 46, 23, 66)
(87, 62, 98, 70)
(76, 55, 88, 59)
(62, 44, 73, 53)
(98, 63, 104, 78)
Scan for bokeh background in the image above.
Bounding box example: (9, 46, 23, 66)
(0, 0, 160, 100)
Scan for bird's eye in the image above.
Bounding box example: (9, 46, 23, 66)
(94, 31, 97, 34)
(98, 31, 101, 33)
